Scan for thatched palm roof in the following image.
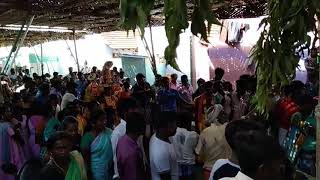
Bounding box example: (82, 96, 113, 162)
(0, 28, 86, 47)
(0, 0, 267, 46)
(1, 0, 267, 31)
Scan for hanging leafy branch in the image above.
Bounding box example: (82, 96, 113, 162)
(119, 0, 221, 72)
(119, 0, 155, 36)
(251, 0, 320, 115)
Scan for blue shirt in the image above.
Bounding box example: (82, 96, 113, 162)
(157, 88, 179, 112)
(76, 80, 87, 98)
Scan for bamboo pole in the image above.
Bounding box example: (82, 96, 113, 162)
(8, 15, 34, 73)
(139, 28, 157, 75)
(1, 17, 27, 74)
(40, 43, 44, 76)
(148, 19, 157, 75)
(73, 30, 80, 72)
(316, 16, 320, 180)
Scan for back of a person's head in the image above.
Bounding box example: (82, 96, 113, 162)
(290, 80, 305, 91)
(234, 130, 284, 179)
(126, 112, 146, 134)
(204, 81, 213, 90)
(155, 111, 177, 129)
(23, 76, 32, 84)
(225, 119, 265, 150)
(17, 159, 43, 180)
(215, 67, 225, 77)
(116, 97, 138, 119)
(63, 104, 79, 117)
(171, 73, 177, 78)
(66, 81, 76, 91)
(46, 131, 71, 150)
(61, 116, 78, 131)
(236, 79, 247, 92)
(239, 74, 251, 80)
(136, 73, 145, 80)
(177, 112, 193, 130)
(123, 81, 130, 88)
(49, 94, 59, 102)
(155, 74, 162, 79)
(39, 83, 50, 92)
(161, 76, 169, 83)
(90, 109, 106, 124)
(283, 85, 292, 96)
(31, 102, 52, 117)
(197, 78, 205, 86)
(181, 75, 188, 80)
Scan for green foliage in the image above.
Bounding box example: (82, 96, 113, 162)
(191, 0, 222, 43)
(119, 0, 155, 36)
(119, 0, 221, 71)
(251, 0, 319, 116)
(164, 0, 189, 70)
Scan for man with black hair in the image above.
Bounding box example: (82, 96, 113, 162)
(149, 111, 178, 180)
(220, 130, 290, 180)
(171, 112, 198, 180)
(116, 112, 147, 180)
(157, 77, 179, 112)
(132, 73, 152, 107)
(35, 83, 50, 105)
(209, 120, 265, 180)
(152, 74, 162, 95)
(214, 67, 225, 82)
(111, 98, 139, 179)
(75, 72, 87, 99)
(193, 78, 206, 100)
(66, 67, 75, 80)
(231, 79, 248, 121)
(61, 81, 77, 110)
(214, 67, 224, 82)
(170, 74, 178, 90)
(177, 75, 193, 112)
(194, 81, 214, 132)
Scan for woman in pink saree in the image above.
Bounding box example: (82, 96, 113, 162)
(27, 104, 51, 159)
(0, 106, 26, 180)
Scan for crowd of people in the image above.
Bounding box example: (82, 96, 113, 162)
(0, 60, 317, 180)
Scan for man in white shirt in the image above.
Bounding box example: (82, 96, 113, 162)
(111, 98, 139, 179)
(171, 112, 199, 180)
(150, 112, 179, 180)
(61, 81, 77, 110)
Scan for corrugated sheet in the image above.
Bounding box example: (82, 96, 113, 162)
(101, 31, 138, 50)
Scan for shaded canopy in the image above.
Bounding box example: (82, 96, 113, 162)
(0, 0, 267, 30)
(0, 0, 267, 46)
(0, 29, 86, 47)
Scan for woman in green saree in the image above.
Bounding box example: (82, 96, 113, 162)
(80, 109, 113, 180)
(39, 132, 87, 180)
